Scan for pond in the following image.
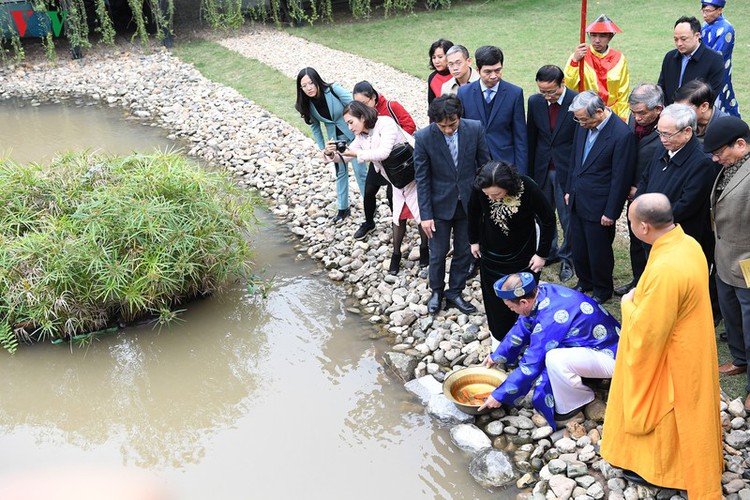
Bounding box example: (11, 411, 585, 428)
(0, 101, 512, 499)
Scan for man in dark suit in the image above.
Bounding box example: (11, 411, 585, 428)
(457, 45, 527, 174)
(637, 104, 716, 260)
(414, 95, 492, 314)
(566, 91, 636, 303)
(615, 83, 665, 295)
(527, 65, 578, 282)
(658, 16, 724, 105)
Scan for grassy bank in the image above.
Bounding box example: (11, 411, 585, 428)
(173, 38, 311, 137)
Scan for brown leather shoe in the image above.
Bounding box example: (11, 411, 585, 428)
(719, 362, 748, 376)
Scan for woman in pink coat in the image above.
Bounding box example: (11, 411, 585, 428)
(324, 101, 427, 275)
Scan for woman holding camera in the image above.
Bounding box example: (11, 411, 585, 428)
(351, 80, 417, 240)
(295, 67, 367, 223)
(469, 161, 556, 345)
(324, 101, 427, 275)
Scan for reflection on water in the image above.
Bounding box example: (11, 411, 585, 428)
(0, 101, 511, 499)
(0, 98, 174, 163)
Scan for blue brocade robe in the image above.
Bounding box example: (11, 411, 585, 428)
(702, 14, 740, 117)
(489, 284, 621, 429)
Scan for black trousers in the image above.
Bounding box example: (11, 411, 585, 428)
(570, 212, 615, 299)
(363, 163, 393, 224)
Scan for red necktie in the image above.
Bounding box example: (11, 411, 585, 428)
(548, 102, 561, 131)
(548, 102, 561, 170)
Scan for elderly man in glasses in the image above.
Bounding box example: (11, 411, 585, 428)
(635, 103, 718, 264)
(564, 90, 635, 304)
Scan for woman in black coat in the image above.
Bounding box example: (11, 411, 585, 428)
(468, 161, 556, 343)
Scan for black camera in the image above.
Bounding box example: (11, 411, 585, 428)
(335, 140, 348, 153)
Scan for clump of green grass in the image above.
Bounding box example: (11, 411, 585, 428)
(0, 151, 259, 353)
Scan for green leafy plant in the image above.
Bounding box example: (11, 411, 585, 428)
(0, 151, 260, 353)
(246, 272, 275, 300)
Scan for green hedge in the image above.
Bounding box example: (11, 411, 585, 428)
(0, 151, 258, 353)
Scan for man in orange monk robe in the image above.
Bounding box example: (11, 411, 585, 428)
(600, 193, 722, 496)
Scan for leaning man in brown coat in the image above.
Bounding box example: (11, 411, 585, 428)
(705, 116, 750, 411)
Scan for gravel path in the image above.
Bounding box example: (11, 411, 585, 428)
(218, 26, 429, 128)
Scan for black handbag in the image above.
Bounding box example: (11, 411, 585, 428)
(380, 142, 415, 189)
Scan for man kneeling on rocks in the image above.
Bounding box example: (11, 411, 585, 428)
(478, 272, 620, 429)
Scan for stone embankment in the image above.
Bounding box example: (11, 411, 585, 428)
(0, 35, 746, 498)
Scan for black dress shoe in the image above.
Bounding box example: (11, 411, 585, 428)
(559, 262, 574, 282)
(592, 295, 611, 304)
(445, 295, 477, 314)
(353, 221, 376, 240)
(621, 469, 661, 488)
(554, 405, 586, 422)
(573, 282, 592, 293)
(332, 208, 350, 223)
(614, 281, 635, 296)
(427, 291, 443, 314)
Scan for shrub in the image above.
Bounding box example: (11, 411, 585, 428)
(0, 150, 259, 353)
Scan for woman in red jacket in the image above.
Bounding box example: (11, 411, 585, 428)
(351, 81, 418, 241)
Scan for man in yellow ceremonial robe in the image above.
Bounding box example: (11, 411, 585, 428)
(601, 193, 722, 497)
(564, 14, 631, 122)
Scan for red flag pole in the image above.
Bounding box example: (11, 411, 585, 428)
(579, 0, 587, 92)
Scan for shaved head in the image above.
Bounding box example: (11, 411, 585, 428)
(633, 193, 674, 229)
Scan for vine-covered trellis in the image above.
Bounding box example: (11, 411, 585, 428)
(0, 0, 450, 61)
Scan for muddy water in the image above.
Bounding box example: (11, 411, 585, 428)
(0, 102, 514, 499)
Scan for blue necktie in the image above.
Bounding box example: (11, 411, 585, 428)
(583, 131, 596, 162)
(484, 88, 494, 104)
(448, 135, 458, 169)
(679, 55, 691, 87)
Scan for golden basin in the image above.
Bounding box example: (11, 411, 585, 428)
(443, 366, 508, 415)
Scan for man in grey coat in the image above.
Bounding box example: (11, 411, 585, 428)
(705, 117, 750, 410)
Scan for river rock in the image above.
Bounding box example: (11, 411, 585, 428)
(583, 399, 607, 421)
(548, 474, 576, 499)
(502, 415, 535, 430)
(728, 399, 747, 418)
(548, 458, 567, 475)
(404, 375, 443, 405)
(566, 460, 588, 478)
(555, 437, 577, 454)
(531, 425, 553, 440)
(427, 394, 475, 425)
(450, 424, 492, 453)
(726, 479, 746, 494)
(468, 448, 517, 488)
(383, 352, 420, 382)
(726, 430, 750, 449)
(485, 420, 504, 437)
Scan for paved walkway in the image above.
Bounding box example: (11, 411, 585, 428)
(218, 27, 430, 128)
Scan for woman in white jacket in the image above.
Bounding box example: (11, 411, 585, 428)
(324, 101, 427, 275)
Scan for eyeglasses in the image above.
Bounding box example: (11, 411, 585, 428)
(572, 116, 592, 124)
(655, 127, 686, 139)
(711, 144, 730, 158)
(701, 6, 718, 13)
